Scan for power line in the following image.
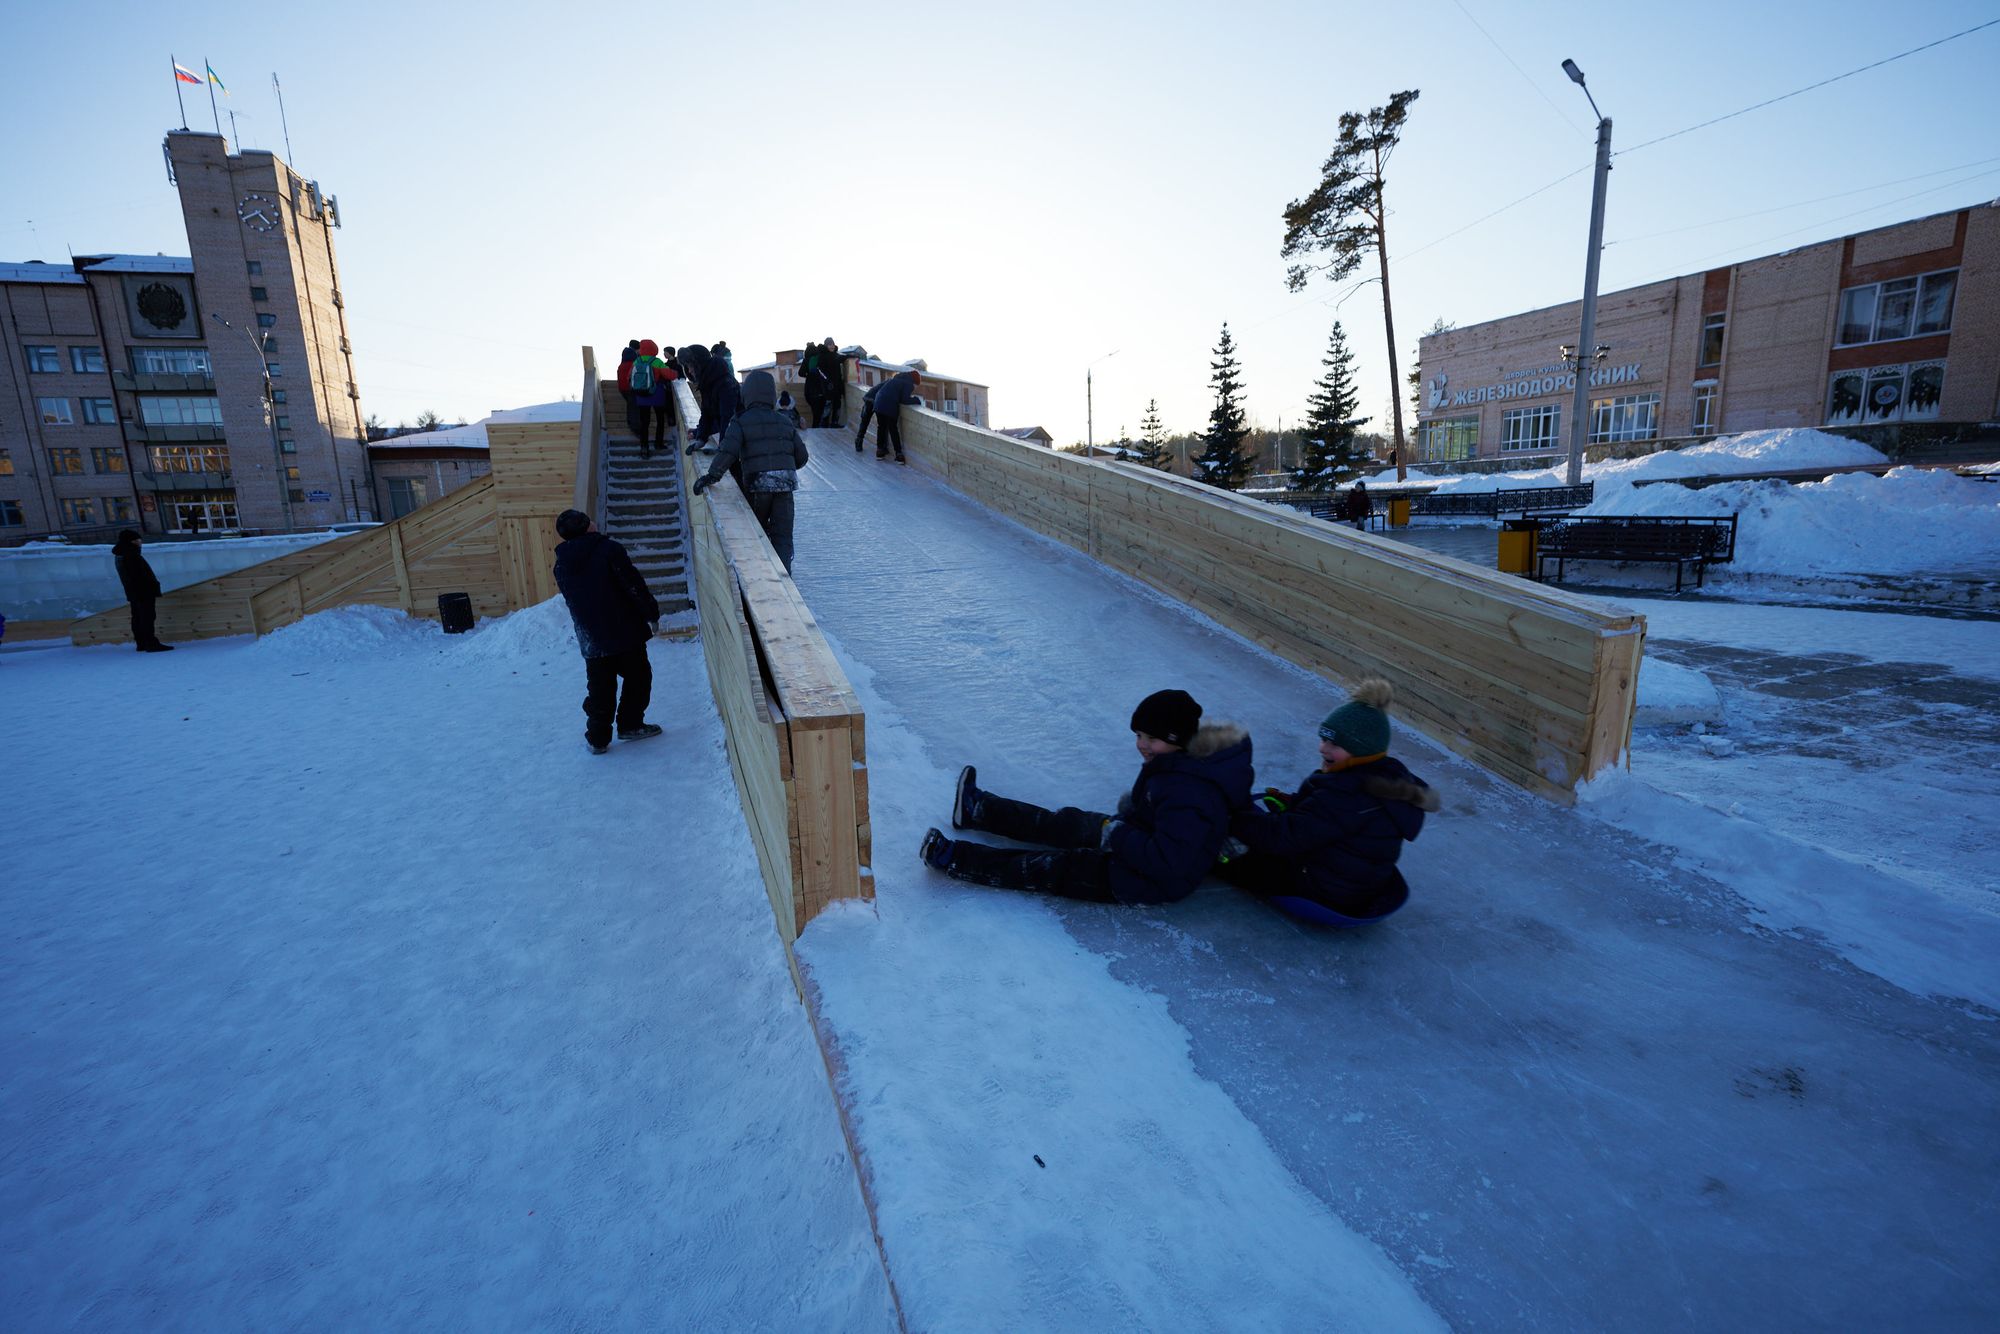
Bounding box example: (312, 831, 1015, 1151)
(1606, 154, 2000, 246)
(1672, 168, 2000, 275)
(1447, 0, 1590, 138)
(1617, 17, 2000, 157)
(1397, 165, 1589, 262)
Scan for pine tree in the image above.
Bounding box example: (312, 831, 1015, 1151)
(1196, 324, 1254, 491)
(1292, 321, 1370, 491)
(1132, 399, 1172, 471)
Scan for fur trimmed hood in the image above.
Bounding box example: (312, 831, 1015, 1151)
(1364, 773, 1442, 813)
(1186, 720, 1247, 759)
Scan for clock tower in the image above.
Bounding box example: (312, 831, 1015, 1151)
(162, 130, 371, 530)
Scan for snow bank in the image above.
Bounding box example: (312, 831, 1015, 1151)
(250, 604, 444, 663)
(1415, 428, 1890, 495)
(1584, 466, 2000, 576)
(456, 596, 579, 665)
(1633, 656, 1722, 727)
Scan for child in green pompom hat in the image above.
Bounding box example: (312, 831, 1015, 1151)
(1219, 677, 1439, 923)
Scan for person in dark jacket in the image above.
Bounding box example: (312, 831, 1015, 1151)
(813, 338, 848, 428)
(1344, 480, 1371, 530)
(112, 529, 171, 652)
(1220, 678, 1438, 922)
(552, 509, 662, 754)
(865, 369, 922, 463)
(691, 370, 810, 570)
(919, 690, 1253, 905)
(678, 344, 740, 450)
(617, 342, 647, 446)
(851, 382, 882, 453)
(799, 339, 826, 431)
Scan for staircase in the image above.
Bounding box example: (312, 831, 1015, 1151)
(598, 381, 692, 616)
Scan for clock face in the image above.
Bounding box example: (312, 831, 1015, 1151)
(237, 192, 279, 232)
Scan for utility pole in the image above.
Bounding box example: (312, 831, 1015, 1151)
(1562, 58, 1612, 488)
(1086, 349, 1118, 456)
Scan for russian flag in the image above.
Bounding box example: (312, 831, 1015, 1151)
(173, 62, 201, 85)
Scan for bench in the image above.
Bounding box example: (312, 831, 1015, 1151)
(1534, 514, 1738, 592)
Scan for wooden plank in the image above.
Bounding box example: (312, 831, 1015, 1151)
(789, 722, 862, 924)
(388, 523, 415, 613)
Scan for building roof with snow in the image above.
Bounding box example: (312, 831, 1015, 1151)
(73, 254, 196, 274)
(367, 401, 580, 453)
(0, 261, 86, 285)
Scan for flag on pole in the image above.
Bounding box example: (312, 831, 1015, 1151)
(205, 62, 228, 94)
(173, 62, 201, 84)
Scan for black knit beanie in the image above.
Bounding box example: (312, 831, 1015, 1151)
(1130, 689, 1201, 747)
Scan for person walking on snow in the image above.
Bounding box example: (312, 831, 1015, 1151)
(691, 370, 810, 571)
(1218, 678, 1437, 924)
(867, 369, 922, 463)
(112, 529, 172, 652)
(552, 508, 662, 754)
(1344, 479, 1371, 530)
(919, 689, 1253, 904)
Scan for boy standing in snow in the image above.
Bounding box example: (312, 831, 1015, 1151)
(552, 509, 662, 754)
(919, 690, 1253, 904)
(1220, 678, 1437, 922)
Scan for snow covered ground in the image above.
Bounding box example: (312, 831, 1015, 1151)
(4, 427, 1996, 1330)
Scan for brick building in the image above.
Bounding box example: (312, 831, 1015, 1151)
(1, 131, 371, 541)
(1413, 201, 2000, 466)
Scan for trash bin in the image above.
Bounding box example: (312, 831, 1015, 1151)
(438, 591, 474, 634)
(1388, 496, 1411, 528)
(1498, 518, 1540, 575)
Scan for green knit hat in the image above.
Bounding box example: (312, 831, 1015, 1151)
(1318, 678, 1394, 756)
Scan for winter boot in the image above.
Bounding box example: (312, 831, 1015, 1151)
(618, 722, 664, 741)
(896, 453, 908, 464)
(920, 827, 953, 871)
(952, 765, 982, 830)
(588, 739, 610, 755)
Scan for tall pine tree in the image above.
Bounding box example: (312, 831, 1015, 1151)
(1292, 321, 1370, 491)
(1132, 399, 1172, 471)
(1197, 324, 1254, 491)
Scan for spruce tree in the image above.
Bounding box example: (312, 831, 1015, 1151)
(1196, 324, 1254, 491)
(1133, 399, 1172, 471)
(1292, 321, 1370, 491)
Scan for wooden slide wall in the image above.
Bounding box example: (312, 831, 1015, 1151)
(871, 387, 1646, 801)
(676, 380, 874, 941)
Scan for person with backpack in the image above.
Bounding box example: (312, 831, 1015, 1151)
(628, 339, 677, 457)
(867, 369, 922, 463)
(552, 509, 662, 754)
(690, 369, 810, 571)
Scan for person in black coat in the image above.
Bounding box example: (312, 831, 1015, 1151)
(813, 338, 848, 428)
(865, 370, 922, 462)
(112, 529, 172, 652)
(920, 690, 1254, 904)
(1344, 480, 1371, 530)
(552, 509, 662, 754)
(691, 370, 809, 570)
(1221, 678, 1438, 921)
(798, 339, 825, 430)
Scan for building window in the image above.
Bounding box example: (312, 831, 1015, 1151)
(48, 447, 83, 474)
(59, 497, 97, 526)
(1588, 393, 1661, 444)
(246, 260, 262, 276)
(0, 448, 12, 474)
(1836, 269, 1956, 346)
(270, 389, 286, 404)
(0, 498, 23, 526)
(105, 496, 135, 523)
(173, 496, 239, 532)
(24, 344, 60, 373)
(81, 397, 118, 424)
(138, 396, 225, 427)
(90, 447, 127, 473)
(387, 477, 428, 518)
(1691, 382, 1719, 437)
(256, 313, 277, 328)
(267, 362, 282, 378)
(288, 488, 306, 504)
(38, 397, 73, 426)
(285, 465, 301, 481)
(1418, 415, 1479, 462)
(149, 444, 232, 473)
(1826, 361, 1947, 426)
(69, 346, 107, 374)
(132, 346, 211, 375)
(280, 438, 297, 454)
(274, 415, 290, 429)
(1697, 314, 1725, 368)
(250, 286, 268, 301)
(1501, 404, 1562, 452)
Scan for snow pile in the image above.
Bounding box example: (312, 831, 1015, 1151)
(1584, 466, 2000, 576)
(1633, 655, 1722, 727)
(250, 603, 444, 663)
(1413, 428, 1890, 496)
(457, 596, 579, 666)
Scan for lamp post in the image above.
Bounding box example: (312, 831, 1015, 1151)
(1560, 57, 1612, 488)
(1086, 349, 1118, 456)
(213, 312, 294, 530)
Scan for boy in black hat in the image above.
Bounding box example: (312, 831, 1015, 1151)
(919, 689, 1252, 904)
(1220, 678, 1438, 923)
(552, 508, 662, 754)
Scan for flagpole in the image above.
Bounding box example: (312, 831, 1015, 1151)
(205, 56, 221, 136)
(273, 73, 295, 165)
(171, 54, 188, 129)
(228, 109, 239, 147)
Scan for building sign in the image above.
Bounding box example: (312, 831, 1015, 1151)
(306, 489, 332, 502)
(1428, 362, 1644, 410)
(122, 274, 200, 339)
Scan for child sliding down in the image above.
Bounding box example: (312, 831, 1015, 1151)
(919, 689, 1252, 905)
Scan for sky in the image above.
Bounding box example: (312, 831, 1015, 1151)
(4, 0, 1998, 448)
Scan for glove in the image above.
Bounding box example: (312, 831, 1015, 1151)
(1253, 787, 1289, 814)
(685, 438, 703, 456)
(1216, 836, 1249, 865)
(690, 475, 712, 495)
(1099, 818, 1123, 849)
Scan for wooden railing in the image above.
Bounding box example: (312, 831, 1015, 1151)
(572, 344, 606, 517)
(676, 381, 873, 939)
(875, 386, 1645, 801)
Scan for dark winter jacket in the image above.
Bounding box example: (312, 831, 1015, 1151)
(871, 371, 921, 417)
(617, 345, 637, 397)
(702, 371, 808, 494)
(684, 345, 740, 441)
(1104, 722, 1255, 905)
(113, 542, 160, 602)
(1344, 484, 1370, 521)
(552, 531, 661, 659)
(1231, 755, 1437, 909)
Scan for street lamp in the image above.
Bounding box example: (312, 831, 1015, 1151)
(1086, 349, 1118, 455)
(1560, 57, 1612, 487)
(213, 311, 295, 530)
